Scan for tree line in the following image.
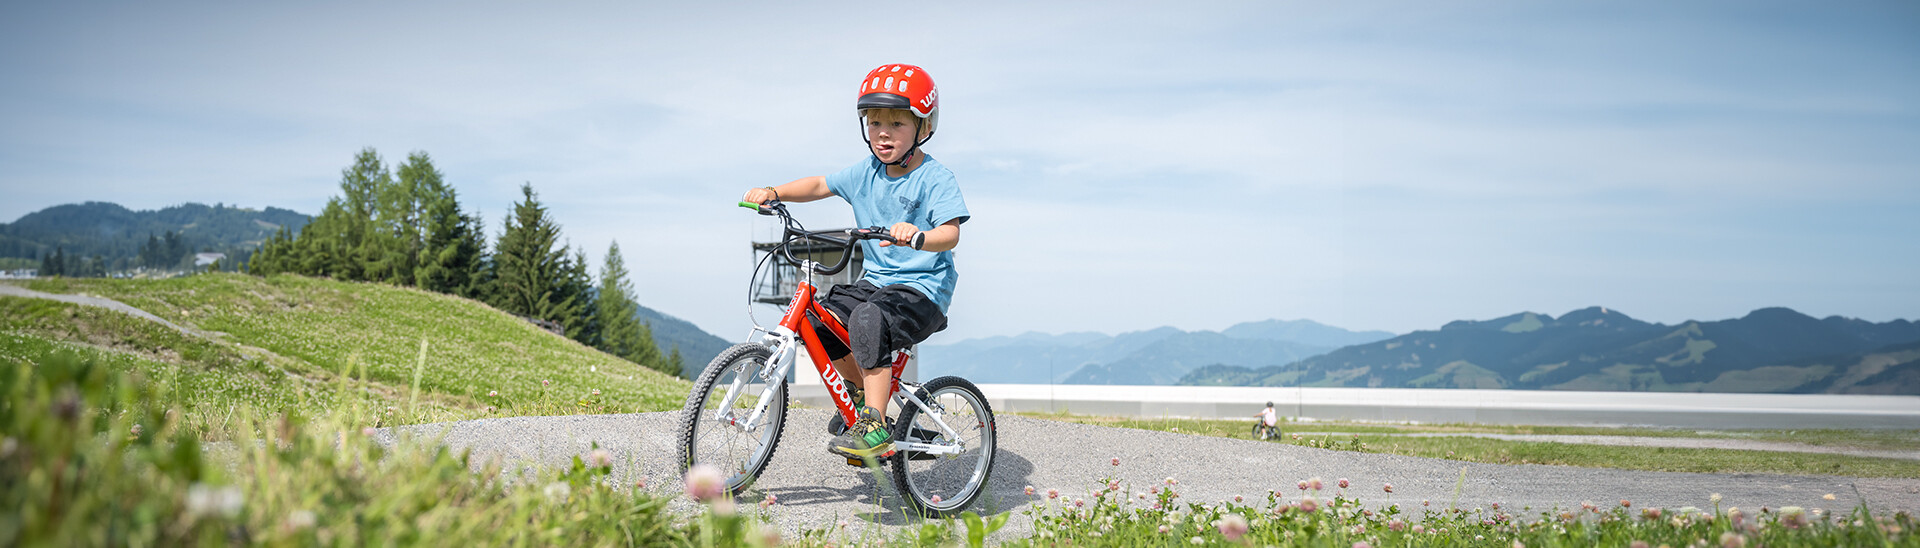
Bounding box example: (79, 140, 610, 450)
(249, 148, 679, 377)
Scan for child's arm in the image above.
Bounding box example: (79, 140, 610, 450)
(879, 219, 961, 252)
(743, 176, 832, 204)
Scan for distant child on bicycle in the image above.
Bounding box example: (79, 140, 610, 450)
(740, 64, 969, 461)
(1254, 401, 1279, 439)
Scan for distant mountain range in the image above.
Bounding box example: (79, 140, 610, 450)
(1180, 307, 1920, 395)
(1, 201, 310, 267)
(635, 304, 732, 379)
(916, 319, 1396, 385)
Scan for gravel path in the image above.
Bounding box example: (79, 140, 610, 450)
(381, 409, 1920, 543)
(0, 283, 203, 337)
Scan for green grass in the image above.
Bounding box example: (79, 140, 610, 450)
(8, 274, 1916, 545)
(1022, 412, 1920, 478)
(6, 274, 689, 431)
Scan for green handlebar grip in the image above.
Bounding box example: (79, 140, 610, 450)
(738, 201, 760, 210)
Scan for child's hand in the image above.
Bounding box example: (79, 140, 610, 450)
(742, 187, 776, 204)
(879, 222, 919, 248)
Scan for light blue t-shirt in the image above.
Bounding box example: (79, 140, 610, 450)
(824, 155, 970, 313)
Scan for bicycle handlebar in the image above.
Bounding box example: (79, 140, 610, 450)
(741, 200, 906, 275)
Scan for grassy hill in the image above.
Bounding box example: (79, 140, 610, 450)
(1, 273, 689, 434)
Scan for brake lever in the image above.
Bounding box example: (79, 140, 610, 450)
(857, 226, 927, 250)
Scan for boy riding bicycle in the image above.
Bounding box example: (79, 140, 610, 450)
(740, 64, 969, 461)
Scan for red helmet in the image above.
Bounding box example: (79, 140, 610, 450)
(857, 64, 939, 144)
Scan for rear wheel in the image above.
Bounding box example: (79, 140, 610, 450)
(889, 376, 995, 517)
(677, 342, 788, 496)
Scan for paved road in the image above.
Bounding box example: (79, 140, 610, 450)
(380, 409, 1920, 544)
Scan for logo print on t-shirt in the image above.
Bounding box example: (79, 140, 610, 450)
(897, 196, 921, 217)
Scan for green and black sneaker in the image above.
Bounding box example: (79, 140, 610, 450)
(828, 407, 894, 462)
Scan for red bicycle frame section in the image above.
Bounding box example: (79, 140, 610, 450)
(780, 278, 911, 428)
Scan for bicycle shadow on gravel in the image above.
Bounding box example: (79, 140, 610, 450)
(757, 447, 1037, 526)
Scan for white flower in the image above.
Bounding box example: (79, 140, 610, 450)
(284, 510, 317, 530)
(544, 481, 572, 502)
(186, 483, 244, 519)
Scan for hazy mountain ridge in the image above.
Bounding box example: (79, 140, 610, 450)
(1, 201, 310, 266)
(1180, 306, 1920, 394)
(633, 304, 732, 379)
(917, 319, 1393, 385)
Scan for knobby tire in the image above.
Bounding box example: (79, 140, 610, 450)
(676, 342, 788, 496)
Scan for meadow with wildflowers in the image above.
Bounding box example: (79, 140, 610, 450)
(5, 274, 688, 434)
(997, 457, 1917, 547)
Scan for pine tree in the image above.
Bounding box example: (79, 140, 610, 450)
(488, 183, 585, 339)
(667, 345, 686, 379)
(413, 154, 488, 299)
(42, 247, 64, 277)
(561, 248, 597, 344)
(342, 148, 396, 283)
(593, 241, 667, 374)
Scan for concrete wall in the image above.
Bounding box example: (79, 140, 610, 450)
(788, 383, 1920, 430)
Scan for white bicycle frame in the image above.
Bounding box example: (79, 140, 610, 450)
(711, 259, 969, 457)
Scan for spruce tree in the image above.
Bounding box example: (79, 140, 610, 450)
(489, 183, 585, 339)
(594, 241, 667, 374)
(343, 149, 398, 283)
(667, 345, 686, 379)
(562, 248, 597, 345)
(412, 154, 488, 299)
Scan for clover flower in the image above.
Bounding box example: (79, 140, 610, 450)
(185, 483, 244, 519)
(283, 509, 317, 531)
(1112, 457, 1121, 466)
(587, 448, 613, 468)
(1048, 488, 1060, 499)
(1217, 514, 1249, 541)
(1779, 506, 1808, 529)
(684, 464, 726, 502)
(1383, 482, 1393, 493)
(1338, 478, 1349, 489)
(1025, 485, 1034, 495)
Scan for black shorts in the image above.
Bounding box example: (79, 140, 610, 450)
(808, 280, 948, 369)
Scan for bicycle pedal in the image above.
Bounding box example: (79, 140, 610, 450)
(844, 457, 864, 467)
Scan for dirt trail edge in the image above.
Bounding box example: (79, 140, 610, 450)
(379, 409, 1920, 543)
(0, 283, 203, 337)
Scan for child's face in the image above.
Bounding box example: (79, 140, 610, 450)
(862, 108, 926, 163)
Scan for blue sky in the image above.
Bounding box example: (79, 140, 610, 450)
(2, 1, 1916, 342)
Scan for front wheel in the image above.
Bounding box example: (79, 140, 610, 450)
(890, 376, 996, 517)
(677, 342, 788, 496)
